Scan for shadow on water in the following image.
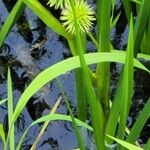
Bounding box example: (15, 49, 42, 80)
(0, 0, 150, 149)
(0, 0, 77, 149)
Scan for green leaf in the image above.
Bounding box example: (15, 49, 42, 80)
(105, 69, 124, 144)
(7, 68, 14, 150)
(56, 79, 86, 150)
(6, 52, 148, 150)
(96, 0, 111, 123)
(30, 114, 93, 130)
(130, 0, 141, 5)
(69, 0, 105, 149)
(117, 15, 134, 146)
(141, 14, 150, 54)
(144, 138, 150, 150)
(0, 0, 25, 47)
(0, 123, 6, 148)
(4, 52, 147, 148)
(0, 99, 7, 106)
(137, 53, 150, 61)
(122, 0, 132, 22)
(23, 0, 72, 39)
(12, 52, 149, 125)
(111, 12, 121, 28)
(126, 98, 150, 143)
(106, 134, 143, 150)
(134, 0, 150, 56)
(16, 114, 93, 150)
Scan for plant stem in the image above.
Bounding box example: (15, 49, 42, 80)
(96, 0, 111, 119)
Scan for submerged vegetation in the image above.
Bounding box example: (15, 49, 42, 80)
(0, 0, 150, 149)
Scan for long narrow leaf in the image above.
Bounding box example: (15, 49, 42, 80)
(134, 0, 150, 56)
(141, 14, 150, 54)
(0, 99, 7, 106)
(7, 68, 14, 150)
(56, 79, 85, 150)
(126, 98, 150, 143)
(30, 114, 93, 130)
(0, 0, 25, 47)
(5, 53, 147, 147)
(122, 0, 132, 22)
(106, 135, 143, 150)
(16, 114, 93, 150)
(23, 0, 72, 39)
(11, 52, 149, 125)
(105, 70, 124, 144)
(96, 0, 111, 116)
(118, 15, 134, 146)
(0, 123, 6, 148)
(137, 53, 150, 61)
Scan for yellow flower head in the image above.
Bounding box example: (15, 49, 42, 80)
(47, 0, 68, 9)
(60, 0, 95, 34)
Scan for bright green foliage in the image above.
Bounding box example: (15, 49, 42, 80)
(141, 15, 150, 54)
(0, 0, 150, 150)
(0, 124, 6, 148)
(134, 0, 150, 56)
(0, 99, 7, 106)
(126, 98, 150, 144)
(56, 79, 86, 150)
(16, 114, 93, 150)
(122, 0, 132, 22)
(106, 134, 144, 150)
(47, 0, 68, 9)
(96, 0, 111, 120)
(61, 0, 95, 34)
(0, 0, 25, 47)
(7, 69, 14, 150)
(117, 16, 134, 148)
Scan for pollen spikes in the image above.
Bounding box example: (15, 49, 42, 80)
(47, 0, 95, 34)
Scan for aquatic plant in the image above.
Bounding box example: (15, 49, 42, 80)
(0, 0, 150, 150)
(47, 0, 68, 9)
(60, 0, 95, 34)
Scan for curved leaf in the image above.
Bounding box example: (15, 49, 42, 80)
(106, 134, 143, 150)
(16, 114, 92, 150)
(23, 0, 72, 39)
(12, 52, 149, 123)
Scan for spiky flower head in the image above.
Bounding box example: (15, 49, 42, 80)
(47, 0, 68, 9)
(60, 0, 95, 34)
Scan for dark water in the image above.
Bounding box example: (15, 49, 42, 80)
(0, 1, 78, 149)
(0, 0, 149, 149)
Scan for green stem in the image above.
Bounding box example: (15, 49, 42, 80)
(96, 0, 111, 119)
(69, 1, 105, 149)
(68, 38, 78, 56)
(122, 0, 132, 23)
(134, 0, 150, 56)
(68, 37, 88, 121)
